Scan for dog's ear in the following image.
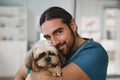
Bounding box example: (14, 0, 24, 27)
(32, 47, 38, 59)
(58, 52, 66, 67)
(25, 48, 40, 72)
(25, 49, 34, 70)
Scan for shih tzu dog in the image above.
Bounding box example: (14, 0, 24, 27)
(25, 40, 66, 80)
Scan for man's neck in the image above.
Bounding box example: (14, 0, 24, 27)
(72, 35, 85, 51)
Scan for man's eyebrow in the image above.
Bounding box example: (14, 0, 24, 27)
(53, 28, 63, 34)
(43, 28, 64, 38)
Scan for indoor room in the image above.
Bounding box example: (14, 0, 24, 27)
(0, 0, 120, 80)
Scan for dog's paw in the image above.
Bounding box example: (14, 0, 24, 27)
(49, 66, 62, 77)
(53, 71, 62, 77)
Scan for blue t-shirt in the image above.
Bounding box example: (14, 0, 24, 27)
(66, 38, 108, 80)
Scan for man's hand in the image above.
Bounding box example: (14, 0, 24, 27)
(14, 65, 27, 80)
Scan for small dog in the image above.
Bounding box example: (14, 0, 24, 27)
(25, 40, 66, 80)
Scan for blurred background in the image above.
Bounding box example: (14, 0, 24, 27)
(0, 0, 120, 80)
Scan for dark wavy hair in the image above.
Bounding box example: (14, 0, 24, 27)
(39, 6, 73, 27)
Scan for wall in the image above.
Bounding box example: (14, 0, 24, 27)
(0, 0, 75, 43)
(0, 0, 25, 6)
(75, 0, 119, 37)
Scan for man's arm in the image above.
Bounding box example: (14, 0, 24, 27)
(30, 62, 90, 80)
(14, 65, 27, 80)
(59, 62, 90, 80)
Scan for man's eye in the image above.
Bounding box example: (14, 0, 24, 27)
(44, 36, 50, 40)
(56, 30, 62, 34)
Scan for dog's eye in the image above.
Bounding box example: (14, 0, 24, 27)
(39, 53, 45, 58)
(49, 52, 55, 56)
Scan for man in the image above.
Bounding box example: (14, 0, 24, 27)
(15, 6, 108, 80)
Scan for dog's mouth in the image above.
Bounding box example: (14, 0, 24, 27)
(47, 63, 57, 68)
(47, 64, 53, 67)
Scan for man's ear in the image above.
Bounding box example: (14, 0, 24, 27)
(70, 19, 77, 32)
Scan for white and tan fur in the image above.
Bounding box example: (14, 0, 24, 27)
(25, 40, 66, 80)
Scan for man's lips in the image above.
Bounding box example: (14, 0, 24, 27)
(58, 46, 64, 50)
(56, 42, 66, 50)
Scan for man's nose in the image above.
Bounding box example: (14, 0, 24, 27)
(51, 36, 59, 46)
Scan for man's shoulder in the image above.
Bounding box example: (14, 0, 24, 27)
(82, 38, 104, 50)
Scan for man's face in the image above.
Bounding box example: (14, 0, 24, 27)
(41, 18, 76, 55)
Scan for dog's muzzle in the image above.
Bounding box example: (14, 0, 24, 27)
(45, 57, 51, 63)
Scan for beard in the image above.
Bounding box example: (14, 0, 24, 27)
(56, 32, 75, 56)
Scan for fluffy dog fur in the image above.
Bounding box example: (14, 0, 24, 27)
(25, 40, 66, 80)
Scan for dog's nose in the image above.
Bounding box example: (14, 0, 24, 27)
(45, 57, 51, 62)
